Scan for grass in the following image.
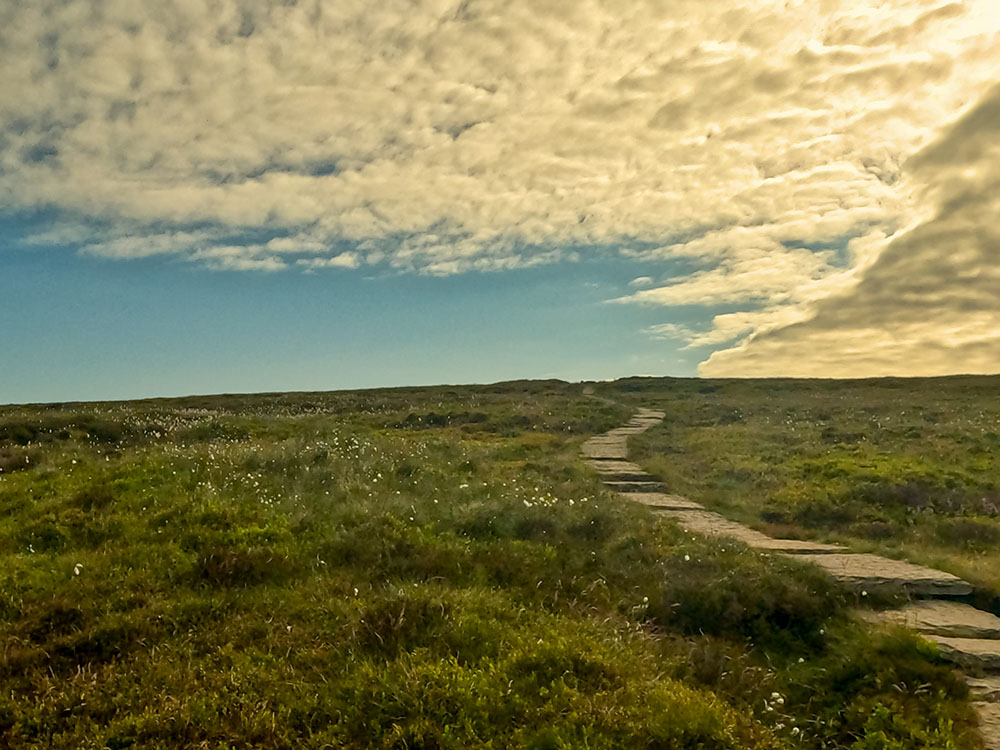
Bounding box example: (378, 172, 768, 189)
(610, 376, 1000, 604)
(0, 380, 984, 748)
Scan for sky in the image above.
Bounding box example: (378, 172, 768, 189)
(2, 0, 999, 403)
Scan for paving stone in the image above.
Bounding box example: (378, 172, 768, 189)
(871, 601, 1000, 640)
(588, 460, 646, 473)
(601, 471, 662, 482)
(928, 636, 1000, 671)
(790, 553, 974, 597)
(632, 411, 664, 418)
(750, 538, 846, 554)
(975, 702, 1000, 750)
(603, 480, 671, 493)
(661, 510, 774, 544)
(581, 442, 629, 459)
(968, 676, 1000, 702)
(625, 492, 706, 510)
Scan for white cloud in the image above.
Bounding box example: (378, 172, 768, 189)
(1, 0, 999, 373)
(296, 252, 362, 271)
(644, 323, 698, 342)
(700, 83, 1000, 377)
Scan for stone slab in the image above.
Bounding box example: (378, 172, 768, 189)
(968, 676, 1000, 703)
(603, 480, 671, 493)
(662, 510, 774, 544)
(630, 412, 664, 419)
(587, 460, 645, 473)
(872, 601, 1000, 640)
(581, 443, 629, 460)
(751, 538, 846, 554)
(605, 472, 662, 482)
(582, 437, 628, 445)
(976, 702, 1000, 750)
(626, 492, 706, 510)
(791, 553, 974, 597)
(929, 636, 1000, 671)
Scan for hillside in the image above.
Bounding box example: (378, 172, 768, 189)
(0, 379, 987, 748)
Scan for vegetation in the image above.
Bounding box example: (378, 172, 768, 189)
(613, 375, 1000, 605)
(0, 380, 983, 748)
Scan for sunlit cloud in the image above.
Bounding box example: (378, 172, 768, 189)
(2, 0, 999, 375)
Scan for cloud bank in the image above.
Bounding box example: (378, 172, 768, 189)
(2, 0, 999, 375)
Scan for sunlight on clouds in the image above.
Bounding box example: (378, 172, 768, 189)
(1, 0, 999, 374)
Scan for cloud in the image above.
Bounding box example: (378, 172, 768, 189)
(701, 82, 1000, 376)
(644, 322, 698, 342)
(296, 252, 362, 271)
(1, 1, 999, 374)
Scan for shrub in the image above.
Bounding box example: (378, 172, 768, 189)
(650, 548, 843, 651)
(0, 447, 37, 474)
(936, 518, 1000, 550)
(72, 481, 116, 512)
(192, 544, 296, 588)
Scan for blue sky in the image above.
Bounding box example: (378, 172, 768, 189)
(2, 212, 711, 404)
(2, 1, 999, 403)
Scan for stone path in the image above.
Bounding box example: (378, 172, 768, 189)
(582, 409, 1000, 749)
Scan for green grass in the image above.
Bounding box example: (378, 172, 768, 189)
(0, 381, 983, 748)
(610, 376, 1000, 604)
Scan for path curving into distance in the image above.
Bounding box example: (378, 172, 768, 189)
(582, 409, 1000, 750)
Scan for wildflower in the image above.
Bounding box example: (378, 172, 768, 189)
(683, 554, 691, 561)
(73, 563, 83, 576)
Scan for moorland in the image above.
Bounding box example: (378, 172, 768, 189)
(0, 377, 993, 749)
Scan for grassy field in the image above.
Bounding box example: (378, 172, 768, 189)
(613, 376, 1000, 605)
(0, 381, 984, 749)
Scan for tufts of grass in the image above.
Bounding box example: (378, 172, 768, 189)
(619, 375, 1000, 595)
(0, 382, 983, 748)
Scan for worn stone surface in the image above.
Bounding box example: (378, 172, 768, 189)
(749, 538, 846, 554)
(587, 460, 646, 474)
(975, 702, 1000, 750)
(661, 509, 774, 544)
(580, 410, 663, 460)
(603, 480, 671, 493)
(871, 601, 1000, 639)
(625, 492, 705, 510)
(599, 471, 662, 482)
(968, 677, 1000, 703)
(581, 441, 629, 460)
(791, 553, 974, 596)
(929, 636, 1000, 671)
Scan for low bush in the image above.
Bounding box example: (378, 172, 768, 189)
(0, 446, 37, 474)
(650, 547, 843, 651)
